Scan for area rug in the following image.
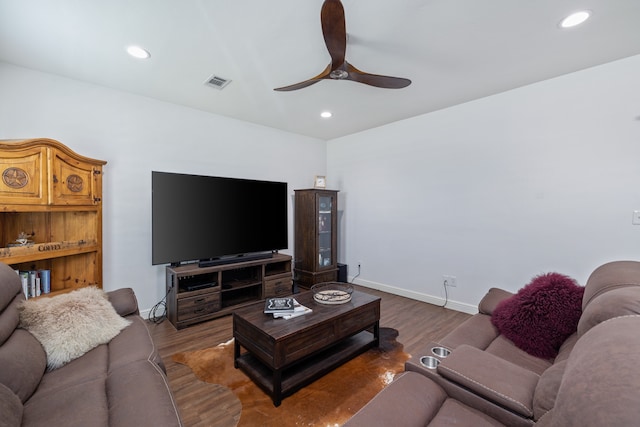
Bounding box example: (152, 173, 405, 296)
(172, 328, 409, 427)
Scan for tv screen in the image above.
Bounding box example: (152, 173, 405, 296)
(152, 171, 288, 265)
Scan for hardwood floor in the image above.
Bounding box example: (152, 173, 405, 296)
(148, 285, 471, 427)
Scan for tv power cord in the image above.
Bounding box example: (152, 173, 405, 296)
(149, 287, 171, 324)
(350, 263, 361, 284)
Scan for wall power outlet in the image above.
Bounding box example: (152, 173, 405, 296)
(443, 275, 457, 287)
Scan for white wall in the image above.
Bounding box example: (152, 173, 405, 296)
(0, 62, 326, 313)
(3, 55, 640, 316)
(328, 54, 640, 313)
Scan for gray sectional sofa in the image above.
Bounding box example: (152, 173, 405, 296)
(345, 260, 640, 426)
(0, 262, 183, 427)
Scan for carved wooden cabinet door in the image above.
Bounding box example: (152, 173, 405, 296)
(50, 149, 102, 206)
(0, 146, 48, 205)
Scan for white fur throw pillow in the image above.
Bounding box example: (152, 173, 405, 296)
(18, 286, 131, 370)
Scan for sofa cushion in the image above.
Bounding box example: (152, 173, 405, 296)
(34, 344, 108, 396)
(106, 360, 183, 427)
(0, 382, 23, 427)
(344, 372, 506, 427)
(550, 315, 640, 426)
(22, 376, 109, 427)
(429, 399, 506, 427)
(0, 328, 46, 403)
(107, 288, 139, 317)
(478, 288, 514, 315)
(0, 264, 23, 346)
(18, 286, 131, 370)
(533, 360, 566, 420)
(108, 315, 165, 372)
(0, 295, 22, 348)
(0, 263, 21, 312)
(581, 260, 640, 310)
(484, 335, 552, 375)
(438, 314, 499, 350)
(342, 371, 448, 427)
(491, 272, 584, 359)
(553, 332, 578, 363)
(577, 287, 640, 336)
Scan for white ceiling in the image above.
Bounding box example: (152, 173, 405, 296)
(1, 0, 640, 140)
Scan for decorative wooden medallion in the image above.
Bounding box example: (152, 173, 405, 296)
(66, 174, 84, 192)
(2, 167, 29, 188)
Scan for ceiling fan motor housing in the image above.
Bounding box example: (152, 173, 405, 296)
(330, 69, 348, 79)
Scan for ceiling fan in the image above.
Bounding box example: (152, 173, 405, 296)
(274, 0, 411, 91)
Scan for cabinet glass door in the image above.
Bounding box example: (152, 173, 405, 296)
(318, 195, 332, 268)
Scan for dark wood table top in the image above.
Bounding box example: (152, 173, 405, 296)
(232, 289, 380, 339)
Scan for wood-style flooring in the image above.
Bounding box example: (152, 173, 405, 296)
(148, 285, 472, 427)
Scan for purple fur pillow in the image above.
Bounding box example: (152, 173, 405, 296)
(491, 272, 584, 359)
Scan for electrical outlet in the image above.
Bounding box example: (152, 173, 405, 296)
(443, 275, 457, 287)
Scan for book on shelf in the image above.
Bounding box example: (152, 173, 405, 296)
(264, 297, 295, 314)
(19, 271, 28, 299)
(17, 269, 51, 299)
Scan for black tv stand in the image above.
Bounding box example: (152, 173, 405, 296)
(198, 252, 273, 268)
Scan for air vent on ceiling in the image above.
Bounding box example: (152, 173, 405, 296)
(205, 75, 231, 90)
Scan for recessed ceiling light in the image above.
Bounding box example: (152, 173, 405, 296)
(320, 111, 332, 118)
(126, 45, 151, 59)
(560, 10, 591, 28)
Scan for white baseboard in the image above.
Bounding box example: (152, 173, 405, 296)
(140, 307, 166, 321)
(140, 281, 478, 320)
(352, 278, 478, 315)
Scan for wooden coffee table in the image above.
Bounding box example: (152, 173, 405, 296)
(233, 289, 381, 406)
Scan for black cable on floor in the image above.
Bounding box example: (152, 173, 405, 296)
(149, 290, 169, 324)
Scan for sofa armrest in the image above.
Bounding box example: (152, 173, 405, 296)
(107, 288, 139, 317)
(437, 344, 538, 418)
(0, 383, 23, 427)
(478, 288, 514, 315)
(343, 372, 447, 427)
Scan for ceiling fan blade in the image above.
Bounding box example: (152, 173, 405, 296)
(273, 79, 322, 92)
(273, 64, 332, 92)
(321, 0, 347, 69)
(274, 0, 411, 91)
(345, 62, 411, 89)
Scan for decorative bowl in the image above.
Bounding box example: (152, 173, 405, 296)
(311, 282, 353, 305)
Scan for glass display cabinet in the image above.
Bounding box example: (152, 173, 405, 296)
(294, 189, 338, 289)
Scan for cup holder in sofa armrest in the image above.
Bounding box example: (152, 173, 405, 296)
(418, 344, 453, 369)
(431, 346, 451, 358)
(436, 345, 538, 418)
(407, 343, 452, 376)
(420, 356, 440, 369)
(419, 347, 451, 368)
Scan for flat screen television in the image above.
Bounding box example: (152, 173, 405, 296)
(152, 171, 288, 266)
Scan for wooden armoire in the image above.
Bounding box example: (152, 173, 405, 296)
(0, 138, 106, 295)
